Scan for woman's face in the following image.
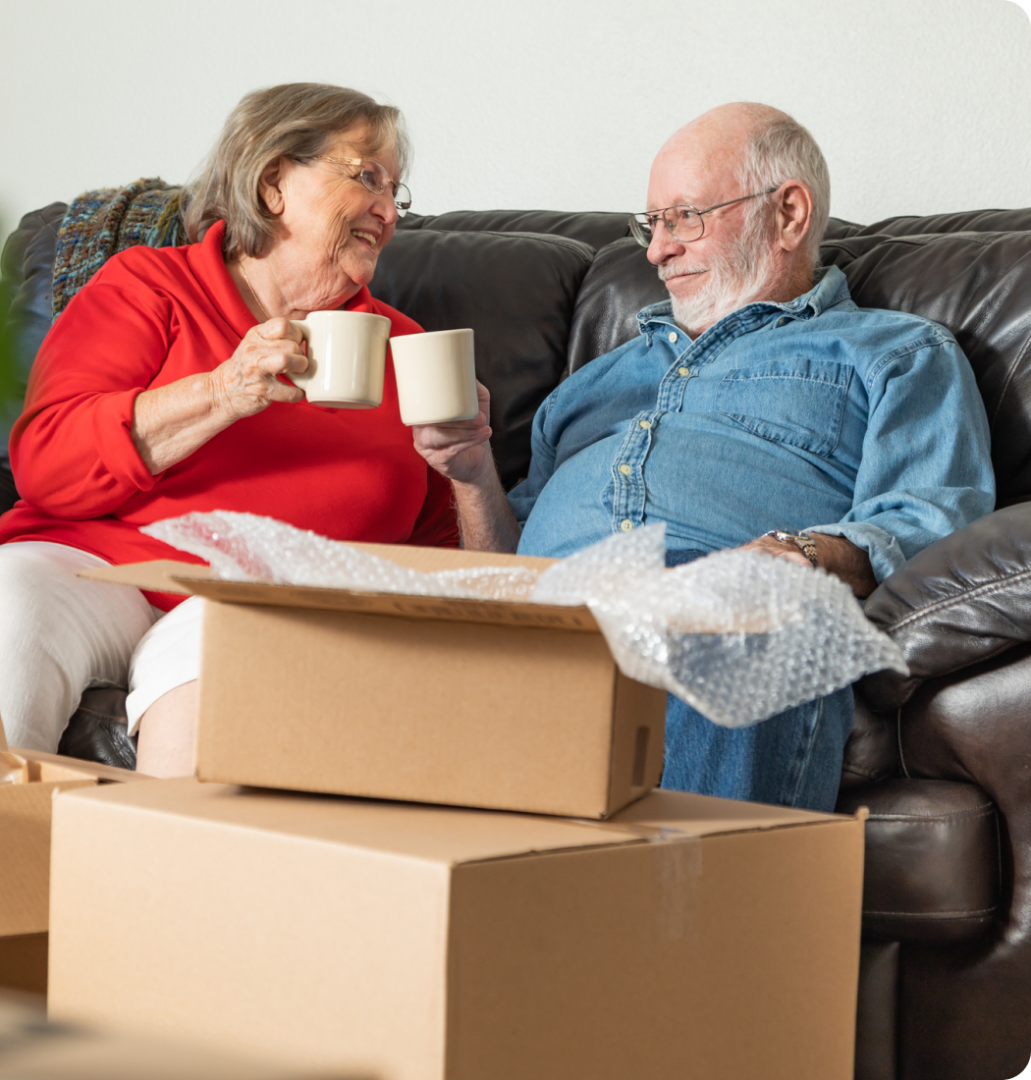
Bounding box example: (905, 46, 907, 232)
(266, 129, 401, 311)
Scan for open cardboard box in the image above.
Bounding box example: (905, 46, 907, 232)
(0, 717, 142, 997)
(83, 544, 668, 819)
(49, 779, 867, 1080)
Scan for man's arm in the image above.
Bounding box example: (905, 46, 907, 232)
(411, 381, 521, 553)
(743, 333, 994, 598)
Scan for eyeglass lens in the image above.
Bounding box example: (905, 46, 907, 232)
(630, 207, 704, 246)
(357, 161, 411, 216)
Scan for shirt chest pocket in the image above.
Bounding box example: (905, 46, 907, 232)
(714, 358, 853, 457)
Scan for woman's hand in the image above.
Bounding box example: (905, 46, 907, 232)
(131, 319, 309, 475)
(209, 318, 308, 420)
(411, 380, 494, 485)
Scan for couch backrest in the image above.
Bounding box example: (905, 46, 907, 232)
(369, 227, 595, 488)
(5, 205, 1031, 501)
(562, 223, 1031, 507)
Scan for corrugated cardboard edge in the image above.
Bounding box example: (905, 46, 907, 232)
(79, 558, 601, 632)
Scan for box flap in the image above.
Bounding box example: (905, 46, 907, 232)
(81, 555, 600, 632)
(0, 774, 100, 937)
(78, 559, 206, 596)
(56, 780, 662, 866)
(11, 747, 146, 784)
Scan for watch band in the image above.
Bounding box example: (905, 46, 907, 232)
(764, 530, 819, 568)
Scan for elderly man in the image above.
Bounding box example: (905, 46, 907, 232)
(415, 102, 994, 812)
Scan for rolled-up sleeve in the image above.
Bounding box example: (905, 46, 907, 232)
(807, 335, 995, 582)
(10, 283, 171, 519)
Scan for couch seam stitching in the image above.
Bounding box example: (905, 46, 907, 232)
(882, 566, 1031, 633)
(866, 808, 994, 823)
(864, 907, 997, 918)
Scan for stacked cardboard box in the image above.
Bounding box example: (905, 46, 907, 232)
(0, 718, 140, 996)
(42, 545, 866, 1079)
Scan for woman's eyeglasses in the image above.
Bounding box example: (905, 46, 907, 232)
(315, 155, 412, 217)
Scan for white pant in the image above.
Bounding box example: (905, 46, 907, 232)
(0, 541, 203, 751)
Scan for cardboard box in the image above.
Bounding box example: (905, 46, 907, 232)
(84, 545, 667, 818)
(0, 714, 143, 996)
(0, 992, 346, 1079)
(49, 779, 866, 1080)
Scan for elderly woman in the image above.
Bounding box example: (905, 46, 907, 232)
(0, 83, 457, 775)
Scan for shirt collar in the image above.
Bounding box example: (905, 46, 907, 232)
(636, 264, 851, 338)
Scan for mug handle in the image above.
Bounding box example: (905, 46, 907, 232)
(288, 320, 311, 388)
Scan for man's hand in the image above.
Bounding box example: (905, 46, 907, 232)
(737, 532, 878, 599)
(410, 380, 521, 553)
(411, 380, 494, 485)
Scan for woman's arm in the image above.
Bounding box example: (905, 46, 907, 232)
(131, 318, 308, 474)
(12, 273, 311, 516)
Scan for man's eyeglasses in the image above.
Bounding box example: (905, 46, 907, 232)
(315, 155, 412, 217)
(629, 188, 778, 247)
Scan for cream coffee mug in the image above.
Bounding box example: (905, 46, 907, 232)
(289, 310, 391, 408)
(390, 328, 479, 426)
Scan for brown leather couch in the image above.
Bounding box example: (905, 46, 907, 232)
(3, 201, 1031, 1080)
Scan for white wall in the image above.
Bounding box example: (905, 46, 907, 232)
(1, 0, 1029, 231)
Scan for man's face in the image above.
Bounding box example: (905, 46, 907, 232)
(645, 133, 776, 337)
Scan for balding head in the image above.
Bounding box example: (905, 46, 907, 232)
(643, 103, 830, 337)
(657, 103, 790, 182)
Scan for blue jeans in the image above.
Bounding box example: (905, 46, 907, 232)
(659, 549, 854, 812)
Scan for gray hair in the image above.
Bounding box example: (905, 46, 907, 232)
(735, 107, 830, 269)
(181, 82, 410, 260)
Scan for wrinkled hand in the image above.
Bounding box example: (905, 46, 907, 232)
(737, 533, 813, 568)
(210, 318, 308, 420)
(412, 380, 494, 484)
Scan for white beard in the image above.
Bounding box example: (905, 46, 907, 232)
(659, 214, 780, 337)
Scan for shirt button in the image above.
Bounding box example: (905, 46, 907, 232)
(678, 366, 690, 377)
(618, 463, 632, 475)
(639, 419, 651, 429)
(668, 331, 678, 343)
(776, 318, 787, 327)
(620, 519, 634, 532)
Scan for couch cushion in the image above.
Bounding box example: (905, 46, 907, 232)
(836, 778, 1000, 943)
(839, 698, 901, 789)
(399, 209, 629, 250)
(821, 230, 1031, 505)
(844, 207, 1031, 238)
(859, 503, 1031, 710)
(566, 238, 665, 374)
(369, 228, 594, 489)
(572, 229, 1031, 505)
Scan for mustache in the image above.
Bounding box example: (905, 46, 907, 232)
(657, 260, 709, 281)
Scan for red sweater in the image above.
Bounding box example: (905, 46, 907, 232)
(0, 221, 459, 608)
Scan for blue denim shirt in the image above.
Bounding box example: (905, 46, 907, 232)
(510, 266, 995, 581)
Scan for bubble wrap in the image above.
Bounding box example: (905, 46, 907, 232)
(142, 511, 541, 601)
(532, 525, 907, 726)
(143, 512, 906, 728)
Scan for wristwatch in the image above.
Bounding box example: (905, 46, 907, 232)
(764, 530, 819, 568)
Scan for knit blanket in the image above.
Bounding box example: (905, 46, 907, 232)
(52, 178, 189, 320)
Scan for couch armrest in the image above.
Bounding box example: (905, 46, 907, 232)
(859, 503, 1031, 711)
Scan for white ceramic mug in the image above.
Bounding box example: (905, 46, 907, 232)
(390, 328, 479, 426)
(289, 311, 392, 408)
